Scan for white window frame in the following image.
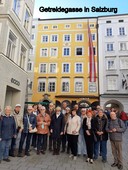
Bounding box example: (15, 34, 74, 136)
(24, 7, 31, 32)
(49, 63, 57, 73)
(39, 63, 47, 73)
(27, 61, 33, 72)
(74, 78, 84, 92)
(119, 42, 128, 51)
(63, 47, 71, 56)
(43, 25, 48, 30)
(19, 45, 27, 70)
(51, 34, 58, 43)
(48, 78, 56, 92)
(75, 62, 83, 73)
(40, 48, 48, 57)
(41, 35, 49, 43)
(61, 78, 70, 92)
(91, 33, 96, 41)
(106, 43, 114, 51)
(12, 0, 20, 17)
(63, 34, 71, 42)
(107, 76, 118, 91)
(38, 79, 46, 92)
(62, 63, 70, 73)
(50, 47, 58, 57)
(120, 57, 128, 69)
(76, 23, 83, 28)
(119, 27, 125, 36)
(106, 28, 112, 36)
(106, 58, 116, 70)
(31, 33, 35, 40)
(75, 47, 84, 56)
(75, 33, 83, 42)
(52, 25, 58, 29)
(65, 24, 71, 29)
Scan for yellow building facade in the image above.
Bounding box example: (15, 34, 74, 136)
(32, 17, 99, 108)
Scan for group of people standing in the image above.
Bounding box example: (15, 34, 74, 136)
(0, 102, 126, 170)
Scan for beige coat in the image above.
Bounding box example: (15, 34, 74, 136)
(66, 115, 81, 135)
(12, 112, 23, 129)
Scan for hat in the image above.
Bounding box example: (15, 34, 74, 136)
(15, 104, 21, 107)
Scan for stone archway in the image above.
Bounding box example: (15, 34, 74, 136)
(104, 99, 124, 112)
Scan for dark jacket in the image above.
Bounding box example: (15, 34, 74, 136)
(93, 115, 108, 141)
(22, 112, 36, 133)
(0, 114, 16, 140)
(50, 113, 65, 139)
(106, 118, 125, 141)
(83, 117, 94, 136)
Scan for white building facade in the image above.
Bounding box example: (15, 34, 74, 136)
(98, 14, 128, 112)
(0, 0, 35, 110)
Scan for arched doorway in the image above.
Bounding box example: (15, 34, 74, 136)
(104, 100, 124, 112)
(91, 101, 100, 110)
(78, 100, 91, 108)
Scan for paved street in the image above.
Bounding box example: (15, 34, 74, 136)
(0, 130, 128, 170)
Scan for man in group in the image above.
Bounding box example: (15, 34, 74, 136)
(107, 112, 125, 170)
(17, 105, 36, 157)
(9, 104, 23, 157)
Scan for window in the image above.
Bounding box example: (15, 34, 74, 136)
(62, 63, 70, 73)
(90, 24, 94, 28)
(49, 63, 57, 73)
(31, 34, 35, 40)
(24, 9, 30, 31)
(19, 45, 27, 69)
(93, 47, 96, 55)
(76, 47, 83, 56)
(75, 63, 83, 73)
(43, 26, 48, 30)
(107, 43, 114, 51)
(64, 34, 71, 42)
(107, 76, 118, 91)
(119, 27, 125, 35)
(30, 46, 35, 55)
(92, 34, 96, 41)
(119, 42, 128, 51)
(106, 20, 111, 23)
(63, 47, 70, 56)
(62, 82, 69, 92)
(42, 35, 49, 43)
(50, 48, 58, 57)
(118, 20, 124, 23)
(6, 31, 17, 60)
(106, 59, 115, 70)
(51, 35, 58, 42)
(32, 25, 35, 29)
(38, 79, 46, 92)
(40, 63, 47, 73)
(120, 57, 128, 69)
(41, 48, 48, 57)
(89, 82, 97, 92)
(52, 25, 58, 29)
(76, 34, 83, 41)
(75, 82, 82, 92)
(77, 24, 83, 28)
(13, 0, 20, 16)
(106, 28, 112, 36)
(27, 62, 33, 71)
(65, 24, 71, 28)
(48, 81, 56, 92)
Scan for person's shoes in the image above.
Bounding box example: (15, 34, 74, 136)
(86, 158, 90, 162)
(17, 153, 23, 157)
(25, 152, 30, 156)
(69, 154, 73, 158)
(83, 154, 87, 157)
(61, 149, 65, 153)
(90, 159, 94, 164)
(67, 150, 70, 154)
(41, 150, 45, 154)
(102, 159, 107, 163)
(37, 151, 40, 155)
(111, 163, 118, 167)
(49, 148, 53, 152)
(118, 164, 123, 170)
(3, 158, 11, 162)
(9, 153, 15, 157)
(73, 156, 77, 160)
(77, 154, 81, 157)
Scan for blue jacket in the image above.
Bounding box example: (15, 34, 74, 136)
(0, 115, 16, 140)
(23, 112, 36, 133)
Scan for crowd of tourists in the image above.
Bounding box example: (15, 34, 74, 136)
(0, 102, 127, 170)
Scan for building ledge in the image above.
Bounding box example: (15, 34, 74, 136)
(55, 95, 99, 99)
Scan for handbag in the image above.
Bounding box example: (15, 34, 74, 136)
(27, 115, 37, 133)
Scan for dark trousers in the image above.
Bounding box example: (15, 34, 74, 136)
(49, 134, 53, 150)
(10, 137, 16, 155)
(61, 134, 66, 151)
(31, 133, 37, 148)
(94, 140, 107, 160)
(37, 134, 47, 151)
(53, 136, 61, 152)
(67, 134, 78, 156)
(18, 132, 32, 154)
(84, 134, 94, 159)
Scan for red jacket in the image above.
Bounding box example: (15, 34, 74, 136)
(120, 111, 128, 121)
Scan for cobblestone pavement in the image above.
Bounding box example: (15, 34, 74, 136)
(0, 130, 128, 170)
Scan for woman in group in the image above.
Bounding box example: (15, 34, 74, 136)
(66, 109, 81, 160)
(83, 110, 94, 164)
